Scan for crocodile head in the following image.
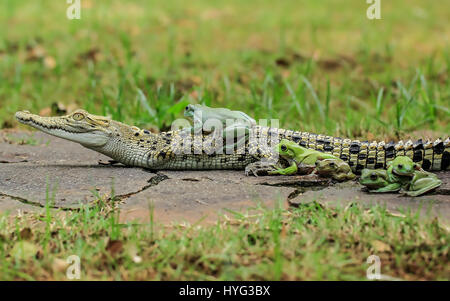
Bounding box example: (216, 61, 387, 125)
(15, 109, 113, 147)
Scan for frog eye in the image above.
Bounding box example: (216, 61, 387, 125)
(397, 164, 403, 169)
(72, 112, 84, 121)
(329, 162, 335, 168)
(280, 144, 287, 152)
(370, 173, 378, 180)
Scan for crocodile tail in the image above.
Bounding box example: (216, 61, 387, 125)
(282, 129, 449, 172)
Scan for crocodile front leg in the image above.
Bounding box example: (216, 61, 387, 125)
(245, 160, 284, 177)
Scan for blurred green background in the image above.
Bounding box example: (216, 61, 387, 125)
(0, 0, 449, 139)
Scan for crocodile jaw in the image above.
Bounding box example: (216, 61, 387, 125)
(15, 110, 109, 147)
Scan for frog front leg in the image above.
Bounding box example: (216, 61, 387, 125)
(268, 160, 298, 175)
(370, 182, 402, 193)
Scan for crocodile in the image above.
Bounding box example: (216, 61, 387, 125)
(15, 109, 450, 173)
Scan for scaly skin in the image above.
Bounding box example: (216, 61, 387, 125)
(14, 109, 450, 173)
(360, 156, 442, 196)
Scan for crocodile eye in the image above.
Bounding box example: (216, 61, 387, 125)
(370, 173, 377, 180)
(280, 144, 287, 152)
(72, 113, 84, 121)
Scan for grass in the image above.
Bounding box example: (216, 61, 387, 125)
(0, 200, 448, 281)
(0, 0, 449, 280)
(0, 0, 448, 138)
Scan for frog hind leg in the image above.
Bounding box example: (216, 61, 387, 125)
(332, 172, 356, 182)
(405, 180, 442, 197)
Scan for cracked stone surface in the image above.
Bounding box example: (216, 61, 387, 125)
(0, 131, 156, 208)
(0, 194, 41, 214)
(120, 171, 296, 224)
(289, 172, 450, 220)
(1, 130, 449, 224)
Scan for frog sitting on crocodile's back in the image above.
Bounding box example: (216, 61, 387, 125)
(183, 104, 256, 152)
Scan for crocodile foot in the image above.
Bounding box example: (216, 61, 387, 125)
(245, 161, 279, 177)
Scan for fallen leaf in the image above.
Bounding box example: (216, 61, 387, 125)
(10, 241, 39, 261)
(26, 44, 46, 61)
(81, 0, 92, 8)
(52, 258, 69, 274)
(386, 211, 406, 218)
(51, 102, 67, 115)
(291, 52, 306, 62)
(371, 240, 391, 252)
(106, 239, 123, 256)
(19, 227, 32, 240)
(39, 107, 52, 117)
(191, 76, 202, 85)
(189, 90, 199, 100)
(77, 48, 102, 65)
(275, 58, 290, 68)
(66, 103, 78, 114)
(318, 59, 341, 70)
(44, 56, 56, 69)
(2, 120, 13, 129)
(125, 242, 142, 263)
(281, 70, 291, 79)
